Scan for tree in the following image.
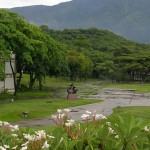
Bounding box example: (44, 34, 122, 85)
(0, 38, 11, 80)
(0, 9, 69, 94)
(67, 50, 93, 80)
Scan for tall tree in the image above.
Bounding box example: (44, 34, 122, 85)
(0, 9, 68, 94)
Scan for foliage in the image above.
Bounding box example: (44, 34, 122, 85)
(67, 50, 93, 80)
(0, 38, 11, 80)
(0, 110, 150, 150)
(0, 9, 69, 93)
(41, 27, 150, 82)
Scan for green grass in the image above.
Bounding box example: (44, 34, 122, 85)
(112, 106, 150, 120)
(0, 98, 101, 122)
(105, 82, 150, 93)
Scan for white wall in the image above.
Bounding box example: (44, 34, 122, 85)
(0, 81, 4, 93)
(0, 54, 16, 93)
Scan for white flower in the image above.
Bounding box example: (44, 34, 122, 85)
(144, 126, 149, 132)
(115, 135, 119, 139)
(0, 146, 6, 150)
(64, 108, 71, 112)
(23, 133, 33, 141)
(13, 125, 19, 131)
(108, 127, 115, 134)
(95, 114, 107, 120)
(106, 122, 111, 126)
(20, 146, 27, 150)
(21, 142, 29, 147)
(81, 114, 90, 120)
(67, 119, 75, 124)
(3, 121, 10, 126)
(47, 135, 55, 139)
(57, 109, 62, 113)
(11, 134, 18, 137)
(0, 121, 3, 126)
(52, 115, 57, 119)
(85, 110, 91, 114)
(58, 113, 65, 118)
(42, 141, 49, 149)
(4, 145, 10, 149)
(12, 145, 18, 150)
(65, 122, 73, 127)
(35, 130, 46, 139)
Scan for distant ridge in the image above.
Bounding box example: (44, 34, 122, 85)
(10, 0, 150, 43)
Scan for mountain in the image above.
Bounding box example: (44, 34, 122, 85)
(10, 0, 150, 43)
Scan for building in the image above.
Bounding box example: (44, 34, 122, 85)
(0, 54, 16, 93)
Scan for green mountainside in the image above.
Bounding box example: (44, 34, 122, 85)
(40, 27, 150, 81)
(11, 0, 150, 43)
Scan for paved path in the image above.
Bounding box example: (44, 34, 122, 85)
(12, 89, 150, 127)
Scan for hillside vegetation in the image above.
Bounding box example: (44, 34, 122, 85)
(41, 26, 150, 82)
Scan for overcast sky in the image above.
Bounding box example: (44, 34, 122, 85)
(0, 0, 72, 8)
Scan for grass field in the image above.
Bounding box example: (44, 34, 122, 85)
(105, 82, 150, 93)
(112, 106, 150, 120)
(0, 75, 150, 124)
(0, 98, 101, 122)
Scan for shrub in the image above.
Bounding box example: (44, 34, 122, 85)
(0, 109, 150, 150)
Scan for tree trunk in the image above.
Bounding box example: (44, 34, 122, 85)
(29, 73, 36, 90)
(39, 80, 42, 91)
(9, 60, 17, 96)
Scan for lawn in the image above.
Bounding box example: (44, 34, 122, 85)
(104, 82, 150, 93)
(0, 98, 101, 122)
(112, 106, 150, 120)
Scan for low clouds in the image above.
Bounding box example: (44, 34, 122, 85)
(0, 0, 72, 8)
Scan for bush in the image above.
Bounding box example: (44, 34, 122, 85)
(0, 109, 150, 150)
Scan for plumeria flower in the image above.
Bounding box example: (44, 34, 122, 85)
(3, 145, 10, 149)
(11, 134, 18, 137)
(0, 121, 3, 126)
(47, 135, 55, 139)
(0, 146, 6, 150)
(115, 135, 119, 139)
(64, 108, 71, 112)
(144, 126, 149, 132)
(67, 119, 75, 124)
(58, 113, 65, 118)
(35, 130, 46, 139)
(57, 109, 62, 113)
(21, 142, 29, 147)
(65, 122, 73, 127)
(12, 145, 18, 150)
(108, 127, 115, 134)
(81, 114, 90, 120)
(42, 141, 50, 149)
(106, 122, 111, 126)
(95, 114, 107, 120)
(13, 125, 19, 131)
(3, 121, 10, 126)
(20, 146, 27, 150)
(23, 133, 34, 141)
(52, 115, 57, 119)
(85, 110, 92, 114)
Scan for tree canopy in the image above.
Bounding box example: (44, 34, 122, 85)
(0, 9, 68, 93)
(40, 27, 150, 82)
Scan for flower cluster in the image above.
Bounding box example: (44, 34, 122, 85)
(51, 108, 72, 126)
(0, 109, 149, 150)
(81, 110, 107, 124)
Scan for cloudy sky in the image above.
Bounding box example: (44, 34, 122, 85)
(0, 0, 72, 8)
